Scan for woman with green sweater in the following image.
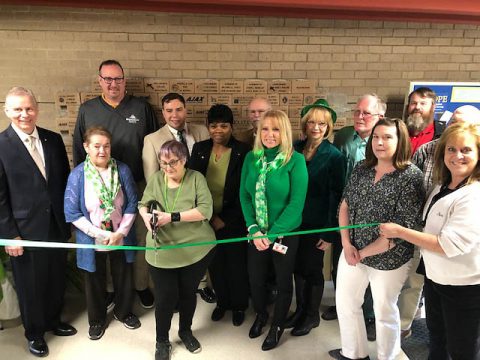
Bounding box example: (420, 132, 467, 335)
(240, 110, 308, 351)
(138, 140, 216, 360)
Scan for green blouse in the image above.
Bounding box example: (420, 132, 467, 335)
(139, 169, 216, 268)
(240, 147, 308, 237)
(206, 149, 231, 214)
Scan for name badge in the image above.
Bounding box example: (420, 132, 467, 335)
(272, 242, 288, 255)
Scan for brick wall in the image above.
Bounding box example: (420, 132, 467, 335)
(1, 5, 479, 131)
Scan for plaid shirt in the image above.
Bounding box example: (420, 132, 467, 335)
(412, 139, 438, 194)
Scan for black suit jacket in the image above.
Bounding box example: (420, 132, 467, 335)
(0, 125, 70, 242)
(189, 137, 251, 237)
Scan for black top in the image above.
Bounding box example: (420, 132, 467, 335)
(73, 95, 159, 182)
(189, 136, 251, 238)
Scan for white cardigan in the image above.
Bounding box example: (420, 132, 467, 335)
(422, 181, 480, 286)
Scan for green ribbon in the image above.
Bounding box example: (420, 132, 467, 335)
(0, 222, 379, 251)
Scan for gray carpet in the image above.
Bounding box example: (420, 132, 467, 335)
(401, 319, 429, 360)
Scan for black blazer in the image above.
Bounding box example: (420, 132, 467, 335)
(189, 136, 251, 237)
(0, 125, 70, 242)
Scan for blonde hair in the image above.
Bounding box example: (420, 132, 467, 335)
(433, 122, 480, 186)
(300, 107, 334, 139)
(253, 110, 293, 165)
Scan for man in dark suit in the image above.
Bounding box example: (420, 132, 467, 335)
(0, 87, 76, 357)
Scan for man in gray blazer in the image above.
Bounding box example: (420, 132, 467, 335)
(142, 93, 209, 180)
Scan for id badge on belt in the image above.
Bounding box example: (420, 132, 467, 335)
(272, 236, 288, 255)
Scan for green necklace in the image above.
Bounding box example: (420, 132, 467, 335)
(163, 173, 185, 212)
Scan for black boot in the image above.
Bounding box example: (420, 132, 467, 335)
(249, 313, 268, 338)
(291, 284, 324, 336)
(261, 326, 284, 351)
(284, 275, 306, 329)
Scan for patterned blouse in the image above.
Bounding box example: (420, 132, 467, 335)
(342, 161, 425, 270)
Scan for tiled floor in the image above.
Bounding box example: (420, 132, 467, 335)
(1, 281, 412, 360)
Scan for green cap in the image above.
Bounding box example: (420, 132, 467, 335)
(301, 99, 337, 123)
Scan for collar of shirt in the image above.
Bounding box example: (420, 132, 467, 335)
(353, 131, 369, 144)
(11, 123, 45, 161)
(101, 93, 122, 108)
(167, 123, 188, 140)
(11, 122, 40, 145)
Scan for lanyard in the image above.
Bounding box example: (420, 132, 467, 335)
(163, 173, 184, 212)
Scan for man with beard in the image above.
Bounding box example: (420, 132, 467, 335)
(406, 87, 445, 154)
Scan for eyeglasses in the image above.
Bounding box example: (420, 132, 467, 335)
(159, 159, 181, 168)
(99, 75, 125, 84)
(306, 120, 328, 128)
(353, 110, 379, 119)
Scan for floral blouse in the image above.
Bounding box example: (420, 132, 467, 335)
(342, 161, 425, 270)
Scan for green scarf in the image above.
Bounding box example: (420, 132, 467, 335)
(84, 155, 120, 231)
(254, 147, 285, 232)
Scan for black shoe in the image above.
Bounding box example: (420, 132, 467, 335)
(249, 313, 268, 339)
(291, 313, 320, 336)
(52, 322, 77, 336)
(197, 287, 216, 303)
(211, 306, 226, 321)
(28, 339, 49, 357)
(365, 319, 376, 341)
(232, 310, 245, 327)
(261, 326, 284, 351)
(322, 306, 337, 321)
(106, 291, 115, 311)
(284, 308, 305, 329)
(328, 348, 370, 360)
(178, 330, 201, 353)
(137, 288, 155, 309)
(88, 323, 106, 340)
(155, 340, 172, 360)
(114, 312, 141, 329)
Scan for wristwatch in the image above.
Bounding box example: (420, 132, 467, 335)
(171, 212, 181, 222)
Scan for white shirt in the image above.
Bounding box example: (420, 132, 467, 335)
(167, 123, 194, 154)
(422, 182, 480, 285)
(11, 123, 45, 166)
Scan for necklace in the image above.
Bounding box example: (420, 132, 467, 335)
(163, 173, 185, 212)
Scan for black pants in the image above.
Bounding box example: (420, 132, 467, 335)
(209, 228, 249, 311)
(11, 247, 67, 341)
(150, 249, 215, 342)
(248, 235, 298, 327)
(83, 251, 134, 325)
(425, 277, 480, 360)
(295, 233, 325, 285)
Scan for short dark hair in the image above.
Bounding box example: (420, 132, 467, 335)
(83, 126, 112, 143)
(364, 117, 411, 170)
(408, 87, 436, 104)
(98, 60, 124, 75)
(207, 104, 234, 124)
(158, 140, 188, 162)
(162, 93, 186, 108)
